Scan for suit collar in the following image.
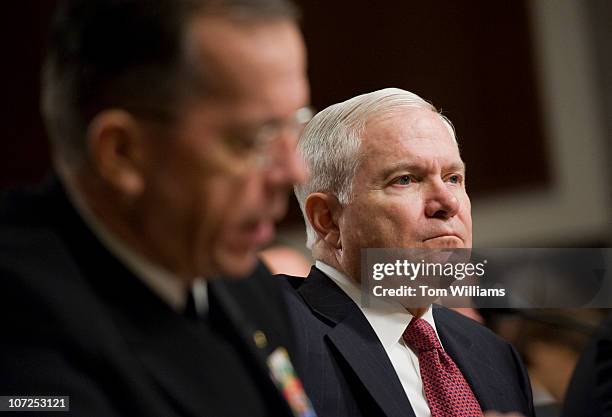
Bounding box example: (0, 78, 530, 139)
(48, 180, 234, 415)
(62, 175, 189, 311)
(315, 261, 440, 352)
(299, 267, 416, 417)
(298, 265, 360, 324)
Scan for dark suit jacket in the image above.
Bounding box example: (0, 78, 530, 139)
(562, 313, 612, 417)
(0, 177, 304, 417)
(281, 266, 535, 417)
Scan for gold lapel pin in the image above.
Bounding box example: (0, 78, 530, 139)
(253, 330, 268, 349)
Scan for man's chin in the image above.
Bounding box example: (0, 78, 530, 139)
(211, 249, 260, 279)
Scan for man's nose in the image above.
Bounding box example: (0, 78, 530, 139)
(424, 180, 460, 219)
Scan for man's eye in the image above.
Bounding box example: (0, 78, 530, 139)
(228, 124, 277, 153)
(394, 175, 412, 185)
(226, 134, 261, 153)
(448, 174, 462, 184)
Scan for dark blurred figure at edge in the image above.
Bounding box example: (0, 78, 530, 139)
(0, 0, 316, 416)
(488, 309, 607, 417)
(562, 312, 612, 417)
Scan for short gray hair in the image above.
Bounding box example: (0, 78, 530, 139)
(294, 87, 456, 249)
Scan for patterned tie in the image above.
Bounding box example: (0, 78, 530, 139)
(402, 317, 482, 417)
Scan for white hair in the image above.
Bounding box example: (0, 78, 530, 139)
(294, 87, 456, 249)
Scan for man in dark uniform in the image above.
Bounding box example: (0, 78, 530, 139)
(0, 1, 313, 416)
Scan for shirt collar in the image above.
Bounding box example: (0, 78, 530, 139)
(316, 260, 440, 351)
(65, 183, 191, 312)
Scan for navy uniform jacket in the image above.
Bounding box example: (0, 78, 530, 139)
(0, 177, 306, 417)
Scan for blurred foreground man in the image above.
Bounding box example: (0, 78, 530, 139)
(0, 0, 314, 416)
(284, 88, 534, 417)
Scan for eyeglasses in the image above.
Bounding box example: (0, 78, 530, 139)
(223, 106, 314, 167)
(129, 104, 315, 172)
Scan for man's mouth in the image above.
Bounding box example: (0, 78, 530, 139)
(423, 232, 461, 242)
(241, 220, 275, 248)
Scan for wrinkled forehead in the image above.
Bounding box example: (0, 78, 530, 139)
(366, 105, 454, 138)
(364, 107, 456, 146)
(357, 107, 463, 171)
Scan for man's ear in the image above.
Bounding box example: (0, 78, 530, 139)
(305, 193, 343, 249)
(86, 110, 148, 197)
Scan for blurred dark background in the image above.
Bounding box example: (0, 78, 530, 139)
(1, 0, 610, 247)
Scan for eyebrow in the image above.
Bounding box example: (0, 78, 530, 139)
(380, 161, 466, 180)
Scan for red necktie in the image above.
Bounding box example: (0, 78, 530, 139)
(402, 317, 482, 417)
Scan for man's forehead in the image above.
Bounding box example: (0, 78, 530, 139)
(365, 106, 445, 133)
(183, 16, 307, 110)
(184, 17, 303, 77)
(363, 108, 454, 148)
(358, 107, 463, 171)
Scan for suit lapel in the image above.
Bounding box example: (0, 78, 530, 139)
(299, 268, 416, 417)
(433, 306, 511, 411)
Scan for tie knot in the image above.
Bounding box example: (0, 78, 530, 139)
(402, 317, 441, 352)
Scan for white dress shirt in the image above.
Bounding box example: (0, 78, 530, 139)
(65, 183, 208, 315)
(317, 260, 445, 417)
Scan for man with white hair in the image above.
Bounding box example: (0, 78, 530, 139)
(282, 88, 534, 417)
